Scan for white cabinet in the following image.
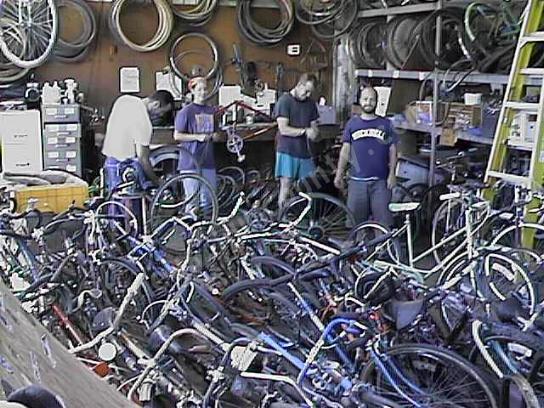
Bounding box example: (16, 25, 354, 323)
(0, 110, 43, 173)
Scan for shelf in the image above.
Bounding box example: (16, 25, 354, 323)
(394, 121, 494, 145)
(358, 2, 439, 17)
(355, 69, 543, 86)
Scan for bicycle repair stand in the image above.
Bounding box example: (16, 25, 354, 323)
(484, 0, 544, 234)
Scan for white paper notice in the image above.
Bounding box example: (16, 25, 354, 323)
(120, 67, 140, 93)
(155, 71, 183, 100)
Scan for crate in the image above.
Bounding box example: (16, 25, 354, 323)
(14, 183, 88, 213)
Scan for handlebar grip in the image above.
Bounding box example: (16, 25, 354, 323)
(439, 192, 461, 201)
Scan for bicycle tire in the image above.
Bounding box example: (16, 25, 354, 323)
(149, 145, 200, 180)
(491, 223, 544, 254)
(279, 192, 355, 241)
(348, 221, 401, 264)
(360, 343, 499, 407)
(431, 198, 466, 264)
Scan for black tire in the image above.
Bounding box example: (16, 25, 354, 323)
(360, 343, 499, 407)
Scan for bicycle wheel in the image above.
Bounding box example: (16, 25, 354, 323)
(360, 343, 499, 407)
(279, 193, 355, 241)
(218, 166, 245, 187)
(98, 257, 153, 320)
(149, 145, 199, 181)
(0, 235, 38, 285)
(484, 251, 537, 313)
(469, 323, 544, 404)
(149, 173, 218, 254)
(348, 221, 401, 263)
(431, 198, 466, 264)
(0, 0, 58, 68)
(491, 223, 544, 254)
(216, 174, 237, 216)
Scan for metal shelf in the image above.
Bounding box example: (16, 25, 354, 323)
(354, 69, 542, 85)
(394, 121, 494, 145)
(358, 2, 439, 17)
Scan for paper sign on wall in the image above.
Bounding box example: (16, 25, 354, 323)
(120, 67, 140, 93)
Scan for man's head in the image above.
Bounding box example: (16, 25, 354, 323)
(358, 86, 378, 115)
(293, 73, 318, 101)
(145, 90, 174, 125)
(188, 77, 208, 104)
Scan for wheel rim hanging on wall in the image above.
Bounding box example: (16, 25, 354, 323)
(0, 0, 58, 68)
(169, 0, 219, 26)
(237, 0, 295, 46)
(54, 0, 96, 63)
(109, 0, 173, 52)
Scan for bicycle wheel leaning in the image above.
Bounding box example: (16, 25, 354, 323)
(360, 343, 499, 407)
(279, 192, 355, 241)
(149, 173, 218, 254)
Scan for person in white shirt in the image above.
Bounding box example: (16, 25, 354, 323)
(102, 90, 174, 193)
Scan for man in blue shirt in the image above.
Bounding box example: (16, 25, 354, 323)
(334, 85, 398, 226)
(274, 73, 320, 209)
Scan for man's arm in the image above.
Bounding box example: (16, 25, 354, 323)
(136, 144, 160, 185)
(387, 143, 397, 189)
(334, 142, 351, 189)
(173, 131, 209, 142)
(276, 117, 307, 137)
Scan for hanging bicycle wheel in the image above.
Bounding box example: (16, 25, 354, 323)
(149, 173, 218, 253)
(279, 192, 355, 241)
(0, 0, 58, 68)
(360, 344, 499, 407)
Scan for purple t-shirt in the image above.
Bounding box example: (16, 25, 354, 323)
(342, 116, 398, 180)
(274, 93, 319, 159)
(175, 103, 216, 170)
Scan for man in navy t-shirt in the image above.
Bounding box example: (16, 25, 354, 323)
(174, 77, 220, 212)
(334, 86, 398, 226)
(274, 73, 320, 209)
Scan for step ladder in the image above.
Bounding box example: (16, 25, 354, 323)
(484, 0, 544, 201)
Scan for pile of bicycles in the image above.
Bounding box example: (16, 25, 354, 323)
(2, 166, 544, 407)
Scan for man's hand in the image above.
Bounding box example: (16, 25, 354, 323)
(211, 132, 224, 142)
(306, 127, 318, 141)
(387, 173, 397, 189)
(334, 174, 345, 191)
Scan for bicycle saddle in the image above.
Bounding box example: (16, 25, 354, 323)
(385, 299, 425, 330)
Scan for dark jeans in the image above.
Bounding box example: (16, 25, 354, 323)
(347, 178, 393, 227)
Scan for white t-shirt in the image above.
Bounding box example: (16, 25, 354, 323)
(102, 95, 152, 161)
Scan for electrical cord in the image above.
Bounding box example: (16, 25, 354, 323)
(236, 0, 294, 46)
(109, 0, 173, 52)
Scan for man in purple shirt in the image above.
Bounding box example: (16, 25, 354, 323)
(335, 85, 398, 226)
(274, 73, 320, 209)
(174, 77, 220, 212)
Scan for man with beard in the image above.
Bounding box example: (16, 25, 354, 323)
(334, 85, 398, 226)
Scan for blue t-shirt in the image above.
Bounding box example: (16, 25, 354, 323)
(175, 103, 216, 170)
(342, 116, 398, 180)
(274, 93, 319, 159)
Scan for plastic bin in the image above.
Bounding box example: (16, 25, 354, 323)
(14, 183, 88, 213)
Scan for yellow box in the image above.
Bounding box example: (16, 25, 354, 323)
(14, 184, 89, 213)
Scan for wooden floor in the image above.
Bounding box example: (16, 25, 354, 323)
(0, 280, 137, 407)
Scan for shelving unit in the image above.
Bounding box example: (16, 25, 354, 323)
(336, 0, 529, 184)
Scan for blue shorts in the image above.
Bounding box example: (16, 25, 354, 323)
(275, 152, 315, 180)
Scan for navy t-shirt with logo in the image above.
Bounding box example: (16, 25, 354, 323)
(175, 103, 216, 170)
(342, 116, 398, 180)
(274, 93, 319, 159)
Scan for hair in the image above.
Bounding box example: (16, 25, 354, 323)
(148, 90, 174, 109)
(188, 76, 207, 92)
(297, 73, 318, 87)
